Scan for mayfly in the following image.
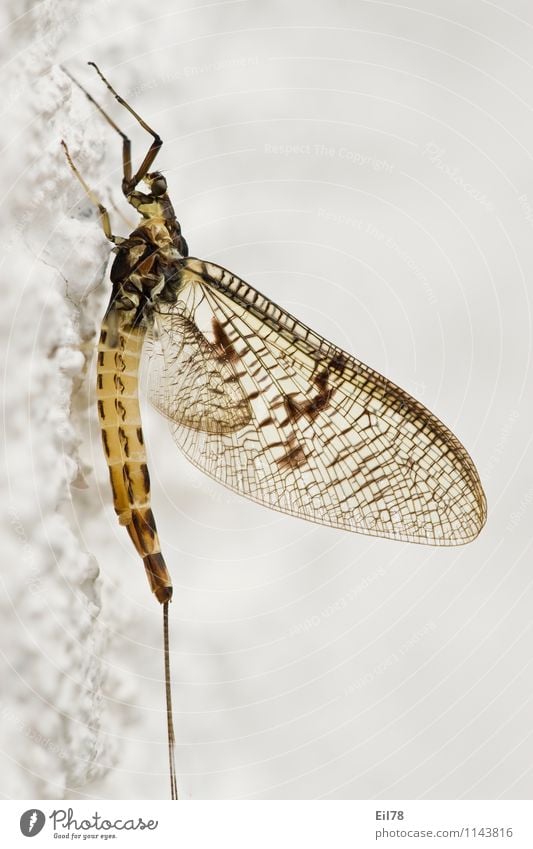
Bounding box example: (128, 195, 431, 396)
(61, 64, 486, 801)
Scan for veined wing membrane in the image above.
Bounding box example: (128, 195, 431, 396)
(146, 306, 251, 434)
(149, 258, 486, 545)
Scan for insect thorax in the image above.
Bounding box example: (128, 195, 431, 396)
(109, 214, 185, 326)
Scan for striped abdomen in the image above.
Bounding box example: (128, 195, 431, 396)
(97, 307, 172, 603)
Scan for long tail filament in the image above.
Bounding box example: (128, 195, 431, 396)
(163, 602, 178, 800)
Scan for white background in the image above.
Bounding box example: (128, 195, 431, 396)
(0, 0, 531, 801)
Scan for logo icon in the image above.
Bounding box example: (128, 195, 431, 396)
(20, 810, 45, 837)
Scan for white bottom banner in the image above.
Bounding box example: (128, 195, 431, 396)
(4, 800, 532, 848)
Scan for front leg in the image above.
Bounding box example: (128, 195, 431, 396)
(61, 140, 122, 245)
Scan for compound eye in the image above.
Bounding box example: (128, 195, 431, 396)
(152, 176, 167, 196)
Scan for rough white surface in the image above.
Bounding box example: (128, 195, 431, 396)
(0, 0, 124, 798)
(1, 0, 532, 802)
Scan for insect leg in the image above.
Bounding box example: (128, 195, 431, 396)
(62, 66, 133, 187)
(60, 140, 119, 244)
(87, 62, 162, 194)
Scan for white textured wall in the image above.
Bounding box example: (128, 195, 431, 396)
(1, 0, 532, 800)
(0, 0, 122, 798)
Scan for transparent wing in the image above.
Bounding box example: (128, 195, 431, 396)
(149, 257, 486, 546)
(146, 306, 251, 434)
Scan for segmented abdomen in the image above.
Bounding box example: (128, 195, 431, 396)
(97, 307, 172, 603)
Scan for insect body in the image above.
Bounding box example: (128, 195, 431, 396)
(62, 64, 486, 801)
(97, 175, 187, 605)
